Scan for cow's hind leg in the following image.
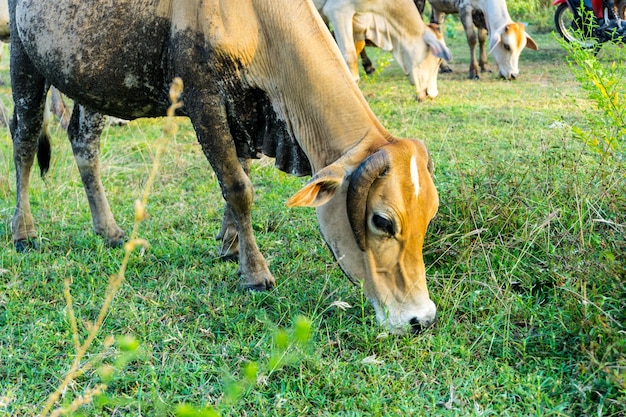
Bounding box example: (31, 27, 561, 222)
(9, 40, 49, 251)
(67, 106, 125, 247)
(191, 98, 275, 291)
(459, 9, 480, 79)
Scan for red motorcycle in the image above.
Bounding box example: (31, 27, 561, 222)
(554, 0, 626, 47)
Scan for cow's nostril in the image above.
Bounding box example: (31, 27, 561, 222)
(409, 317, 424, 334)
(409, 317, 435, 334)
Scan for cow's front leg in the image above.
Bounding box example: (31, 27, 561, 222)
(217, 202, 238, 260)
(192, 98, 274, 291)
(67, 106, 125, 247)
(216, 158, 252, 261)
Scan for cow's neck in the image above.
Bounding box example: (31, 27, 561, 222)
(477, 0, 513, 34)
(248, 1, 391, 174)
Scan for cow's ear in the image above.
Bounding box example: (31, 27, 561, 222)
(423, 29, 452, 62)
(286, 165, 346, 208)
(525, 33, 538, 50)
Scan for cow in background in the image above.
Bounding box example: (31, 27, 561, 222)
(358, 0, 426, 75)
(428, 0, 538, 79)
(0, 0, 7, 41)
(314, 0, 451, 100)
(0, 0, 7, 124)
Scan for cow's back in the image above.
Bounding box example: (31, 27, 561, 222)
(428, 0, 467, 14)
(14, 0, 174, 118)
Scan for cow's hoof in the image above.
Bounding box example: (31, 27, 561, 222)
(104, 229, 127, 248)
(439, 66, 453, 73)
(107, 236, 126, 248)
(14, 238, 39, 252)
(242, 276, 275, 292)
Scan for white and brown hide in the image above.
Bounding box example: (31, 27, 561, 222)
(427, 0, 538, 79)
(313, 0, 451, 100)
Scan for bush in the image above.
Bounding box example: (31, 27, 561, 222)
(508, 0, 554, 19)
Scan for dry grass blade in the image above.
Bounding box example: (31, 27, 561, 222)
(38, 78, 183, 417)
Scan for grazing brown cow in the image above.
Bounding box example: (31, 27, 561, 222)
(9, 0, 440, 334)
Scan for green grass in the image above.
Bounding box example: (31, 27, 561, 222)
(0, 24, 624, 416)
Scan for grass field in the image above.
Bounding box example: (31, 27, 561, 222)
(0, 20, 624, 417)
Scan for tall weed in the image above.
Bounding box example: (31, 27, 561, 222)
(37, 78, 183, 417)
(560, 39, 625, 159)
(552, 35, 626, 414)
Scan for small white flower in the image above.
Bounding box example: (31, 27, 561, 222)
(361, 354, 383, 365)
(329, 300, 351, 311)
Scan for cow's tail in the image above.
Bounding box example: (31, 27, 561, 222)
(37, 130, 51, 177)
(37, 94, 52, 177)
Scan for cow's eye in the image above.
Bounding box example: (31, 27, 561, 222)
(503, 43, 511, 51)
(372, 214, 395, 236)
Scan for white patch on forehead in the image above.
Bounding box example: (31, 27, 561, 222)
(410, 156, 420, 198)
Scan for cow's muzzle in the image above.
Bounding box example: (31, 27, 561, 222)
(500, 72, 518, 80)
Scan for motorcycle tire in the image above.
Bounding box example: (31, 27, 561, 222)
(554, 3, 597, 49)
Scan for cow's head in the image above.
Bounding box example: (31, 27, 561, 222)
(489, 22, 538, 80)
(408, 24, 451, 101)
(287, 139, 438, 334)
(353, 14, 451, 101)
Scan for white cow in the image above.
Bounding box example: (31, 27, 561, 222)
(314, 0, 451, 100)
(0, 0, 8, 41)
(428, 0, 538, 79)
(0, 0, 7, 124)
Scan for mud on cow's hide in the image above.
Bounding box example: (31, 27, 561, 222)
(173, 31, 312, 176)
(9, 0, 440, 335)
